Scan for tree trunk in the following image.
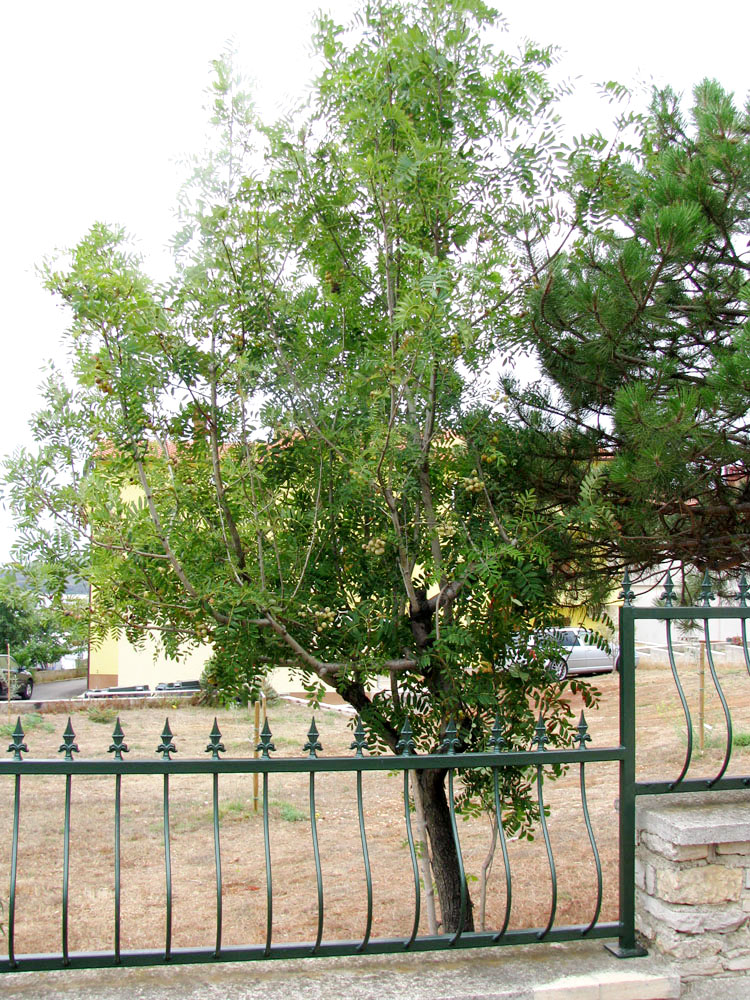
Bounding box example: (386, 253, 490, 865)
(410, 772, 439, 934)
(416, 767, 474, 933)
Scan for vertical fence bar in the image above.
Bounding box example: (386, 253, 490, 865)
(402, 768, 421, 949)
(262, 771, 273, 957)
(446, 767, 468, 946)
(491, 768, 512, 941)
(61, 773, 72, 966)
(163, 774, 172, 961)
(704, 619, 733, 786)
(114, 773, 122, 963)
(607, 601, 647, 957)
(109, 716, 128, 964)
(666, 619, 693, 788)
(355, 769, 373, 952)
(304, 719, 324, 955)
(58, 719, 78, 968)
(579, 761, 602, 934)
(309, 771, 324, 954)
(8, 773, 21, 968)
(157, 719, 176, 962)
(535, 763, 556, 940)
(212, 771, 222, 956)
(258, 719, 275, 958)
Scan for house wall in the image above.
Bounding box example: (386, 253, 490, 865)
(116, 635, 214, 688)
(88, 632, 119, 689)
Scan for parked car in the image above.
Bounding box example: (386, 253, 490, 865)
(539, 627, 637, 680)
(0, 656, 34, 700)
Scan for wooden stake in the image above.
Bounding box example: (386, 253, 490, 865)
(253, 697, 261, 812)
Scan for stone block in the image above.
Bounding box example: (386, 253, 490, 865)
(682, 954, 726, 977)
(638, 892, 747, 933)
(655, 927, 722, 961)
(655, 864, 742, 904)
(637, 791, 750, 847)
(635, 858, 646, 891)
(534, 972, 679, 1000)
(716, 841, 750, 856)
(597, 971, 679, 999)
(534, 975, 599, 1000)
(725, 953, 750, 972)
(722, 924, 750, 954)
(640, 829, 709, 862)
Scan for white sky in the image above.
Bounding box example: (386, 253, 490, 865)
(0, 0, 748, 562)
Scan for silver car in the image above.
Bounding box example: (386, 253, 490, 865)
(541, 627, 634, 680)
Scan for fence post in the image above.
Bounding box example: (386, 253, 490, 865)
(606, 601, 647, 958)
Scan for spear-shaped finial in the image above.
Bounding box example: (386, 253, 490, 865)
(350, 715, 369, 757)
(257, 718, 276, 758)
(576, 711, 592, 750)
(489, 713, 506, 753)
(59, 718, 79, 761)
(205, 718, 225, 760)
(660, 571, 676, 607)
(303, 717, 322, 758)
(441, 718, 461, 755)
(8, 718, 28, 761)
(533, 713, 549, 751)
(619, 570, 634, 607)
(699, 570, 714, 607)
(108, 717, 129, 760)
(157, 718, 177, 760)
(396, 717, 416, 757)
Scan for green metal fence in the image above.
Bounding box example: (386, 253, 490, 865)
(1, 711, 623, 972)
(611, 570, 750, 959)
(623, 571, 750, 796)
(2, 569, 748, 974)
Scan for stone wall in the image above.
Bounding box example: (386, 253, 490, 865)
(636, 790, 750, 977)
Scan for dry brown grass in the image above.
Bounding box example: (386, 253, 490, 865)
(1, 654, 750, 958)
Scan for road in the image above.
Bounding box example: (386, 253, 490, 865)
(31, 676, 88, 702)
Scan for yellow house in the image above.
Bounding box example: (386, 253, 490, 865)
(88, 627, 214, 690)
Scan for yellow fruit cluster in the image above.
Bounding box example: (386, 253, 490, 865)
(362, 537, 386, 556)
(315, 607, 336, 632)
(463, 474, 484, 494)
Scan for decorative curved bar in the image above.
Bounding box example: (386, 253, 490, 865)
(212, 772, 223, 957)
(579, 762, 602, 935)
(666, 619, 693, 788)
(262, 773, 273, 957)
(704, 619, 733, 786)
(309, 772, 324, 954)
(741, 618, 750, 679)
(535, 765, 557, 939)
(163, 775, 172, 961)
(402, 769, 421, 949)
(355, 770, 373, 952)
(8, 774, 20, 968)
(491, 769, 512, 941)
(447, 768, 468, 946)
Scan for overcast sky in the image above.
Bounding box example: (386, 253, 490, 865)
(1, 0, 748, 562)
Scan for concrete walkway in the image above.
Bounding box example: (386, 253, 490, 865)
(4, 940, 748, 1000)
